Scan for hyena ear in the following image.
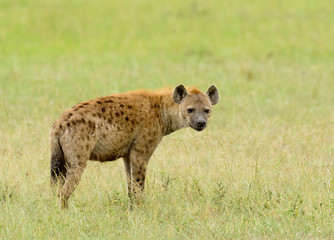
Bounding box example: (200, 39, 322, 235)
(172, 84, 188, 104)
(205, 85, 220, 105)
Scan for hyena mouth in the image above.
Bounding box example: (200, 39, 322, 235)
(189, 123, 206, 131)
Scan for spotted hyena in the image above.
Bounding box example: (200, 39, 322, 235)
(50, 84, 219, 209)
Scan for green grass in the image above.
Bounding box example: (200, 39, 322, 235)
(1, 0, 334, 239)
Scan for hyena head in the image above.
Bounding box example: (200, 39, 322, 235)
(172, 84, 220, 131)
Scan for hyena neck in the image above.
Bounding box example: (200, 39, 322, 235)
(160, 91, 188, 136)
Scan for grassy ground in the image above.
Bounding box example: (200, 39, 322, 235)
(1, 0, 334, 239)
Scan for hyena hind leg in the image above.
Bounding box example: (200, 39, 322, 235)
(57, 176, 66, 198)
(59, 161, 87, 209)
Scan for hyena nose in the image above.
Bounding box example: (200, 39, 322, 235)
(196, 119, 206, 128)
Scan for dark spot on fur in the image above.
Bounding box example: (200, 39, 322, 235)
(71, 121, 76, 126)
(101, 107, 105, 112)
(68, 113, 73, 117)
(81, 118, 86, 123)
(78, 105, 84, 109)
(130, 120, 135, 125)
(83, 103, 89, 105)
(105, 100, 113, 103)
(86, 145, 89, 150)
(136, 178, 140, 182)
(115, 112, 120, 117)
(120, 111, 124, 115)
(67, 122, 70, 127)
(97, 113, 102, 118)
(128, 105, 132, 109)
(120, 104, 124, 108)
(103, 134, 106, 138)
(59, 125, 62, 129)
(76, 155, 80, 159)
(92, 114, 97, 117)
(88, 120, 94, 128)
(97, 101, 102, 104)
(108, 118, 112, 124)
(133, 147, 141, 153)
(125, 117, 129, 121)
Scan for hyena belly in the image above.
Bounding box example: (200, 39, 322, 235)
(88, 121, 139, 162)
(89, 130, 136, 162)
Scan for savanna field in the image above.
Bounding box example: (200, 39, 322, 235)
(1, 0, 334, 239)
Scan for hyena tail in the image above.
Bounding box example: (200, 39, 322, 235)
(50, 136, 66, 185)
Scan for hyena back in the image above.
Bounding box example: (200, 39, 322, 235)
(50, 84, 219, 209)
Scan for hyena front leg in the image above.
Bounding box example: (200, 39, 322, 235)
(128, 149, 150, 204)
(123, 157, 132, 199)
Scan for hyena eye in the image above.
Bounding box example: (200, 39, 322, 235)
(187, 108, 195, 113)
(204, 109, 210, 114)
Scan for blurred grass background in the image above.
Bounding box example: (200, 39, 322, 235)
(0, 0, 334, 239)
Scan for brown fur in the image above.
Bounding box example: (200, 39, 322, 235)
(50, 85, 219, 209)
